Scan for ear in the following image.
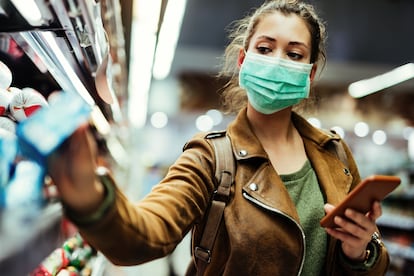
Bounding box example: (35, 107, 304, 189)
(237, 49, 246, 68)
(309, 63, 318, 82)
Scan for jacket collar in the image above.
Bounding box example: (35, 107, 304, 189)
(227, 108, 340, 161)
(227, 108, 267, 161)
(291, 112, 341, 146)
(227, 108, 353, 217)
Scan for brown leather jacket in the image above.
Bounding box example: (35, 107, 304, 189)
(72, 109, 389, 275)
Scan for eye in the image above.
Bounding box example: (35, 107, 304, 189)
(256, 46, 272, 54)
(287, 52, 303, 60)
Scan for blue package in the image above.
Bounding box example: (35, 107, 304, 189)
(16, 90, 93, 164)
(3, 160, 45, 209)
(0, 137, 18, 207)
(0, 136, 18, 187)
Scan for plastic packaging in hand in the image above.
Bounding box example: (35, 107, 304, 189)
(16, 90, 93, 164)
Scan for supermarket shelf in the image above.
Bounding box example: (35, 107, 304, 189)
(1, 0, 130, 168)
(0, 203, 63, 275)
(0, 1, 129, 274)
(0, 0, 128, 126)
(378, 213, 414, 230)
(388, 187, 414, 200)
(385, 240, 414, 261)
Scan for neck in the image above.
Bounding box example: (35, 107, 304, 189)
(246, 104, 295, 143)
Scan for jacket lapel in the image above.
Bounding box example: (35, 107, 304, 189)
(241, 161, 301, 222)
(303, 138, 352, 206)
(292, 112, 353, 205)
(228, 108, 353, 219)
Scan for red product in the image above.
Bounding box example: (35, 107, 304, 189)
(30, 248, 70, 276)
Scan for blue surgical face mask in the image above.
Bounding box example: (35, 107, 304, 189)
(239, 51, 313, 114)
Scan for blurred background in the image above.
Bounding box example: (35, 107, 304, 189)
(0, 0, 413, 275)
(130, 0, 414, 169)
(130, 2, 414, 273)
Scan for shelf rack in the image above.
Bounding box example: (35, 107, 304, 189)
(0, 0, 130, 274)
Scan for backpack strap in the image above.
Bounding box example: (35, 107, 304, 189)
(194, 131, 235, 276)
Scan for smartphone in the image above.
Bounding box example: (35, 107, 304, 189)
(320, 175, 401, 228)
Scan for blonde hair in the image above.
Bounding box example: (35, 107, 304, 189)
(218, 0, 327, 114)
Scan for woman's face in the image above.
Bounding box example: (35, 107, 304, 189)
(247, 11, 312, 64)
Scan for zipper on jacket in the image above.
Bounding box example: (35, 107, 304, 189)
(243, 191, 305, 276)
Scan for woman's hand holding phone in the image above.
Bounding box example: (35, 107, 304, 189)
(321, 175, 400, 261)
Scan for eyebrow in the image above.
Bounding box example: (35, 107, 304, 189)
(256, 35, 310, 49)
(289, 41, 310, 49)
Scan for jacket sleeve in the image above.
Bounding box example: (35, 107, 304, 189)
(65, 133, 216, 266)
(332, 239, 390, 275)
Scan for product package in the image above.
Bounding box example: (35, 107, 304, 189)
(0, 136, 17, 206)
(16, 90, 93, 164)
(1, 90, 93, 209)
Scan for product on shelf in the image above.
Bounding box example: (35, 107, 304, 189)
(0, 115, 16, 135)
(9, 87, 48, 122)
(4, 159, 45, 208)
(0, 131, 17, 203)
(16, 89, 92, 162)
(0, 89, 93, 210)
(0, 60, 12, 89)
(31, 233, 96, 276)
(0, 88, 14, 115)
(31, 248, 70, 276)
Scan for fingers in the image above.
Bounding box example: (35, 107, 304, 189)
(67, 126, 97, 181)
(333, 209, 374, 243)
(342, 201, 381, 233)
(368, 201, 382, 221)
(325, 213, 370, 260)
(47, 124, 98, 186)
(324, 201, 381, 233)
(324, 203, 335, 213)
(324, 201, 382, 260)
(46, 124, 104, 212)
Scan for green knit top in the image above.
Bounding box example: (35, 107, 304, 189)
(280, 160, 327, 276)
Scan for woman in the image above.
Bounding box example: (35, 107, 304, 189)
(48, 1, 389, 275)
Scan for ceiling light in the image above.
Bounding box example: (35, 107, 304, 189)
(152, 0, 187, 80)
(348, 63, 414, 98)
(128, 0, 162, 128)
(206, 109, 223, 126)
(150, 111, 168, 128)
(354, 122, 369, 137)
(196, 115, 213, 131)
(372, 130, 387, 145)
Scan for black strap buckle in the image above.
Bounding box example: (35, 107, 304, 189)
(194, 246, 212, 263)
